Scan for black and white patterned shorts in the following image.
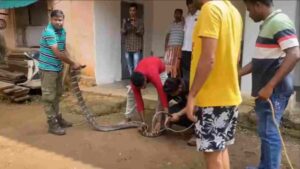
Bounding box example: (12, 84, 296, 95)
(195, 106, 238, 152)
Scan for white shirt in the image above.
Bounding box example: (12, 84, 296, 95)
(182, 10, 200, 52)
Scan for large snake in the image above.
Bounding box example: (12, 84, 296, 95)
(70, 69, 165, 137)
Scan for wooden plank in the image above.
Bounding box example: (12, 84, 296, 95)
(0, 69, 27, 83)
(13, 95, 30, 102)
(12, 88, 23, 93)
(0, 81, 14, 91)
(0, 69, 26, 79)
(3, 86, 18, 94)
(13, 88, 30, 96)
(10, 92, 28, 99)
(5, 65, 28, 75)
(7, 60, 28, 66)
(0, 64, 9, 69)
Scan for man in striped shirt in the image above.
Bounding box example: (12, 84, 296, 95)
(121, 3, 144, 75)
(164, 8, 184, 78)
(240, 0, 300, 168)
(39, 10, 82, 135)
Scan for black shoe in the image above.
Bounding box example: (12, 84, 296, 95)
(47, 117, 66, 135)
(57, 114, 73, 128)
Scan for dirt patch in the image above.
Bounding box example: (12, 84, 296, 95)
(0, 95, 299, 169)
(60, 92, 127, 116)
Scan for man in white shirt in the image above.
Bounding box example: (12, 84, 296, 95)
(181, 0, 200, 81)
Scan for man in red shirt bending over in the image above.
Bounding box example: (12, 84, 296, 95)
(126, 57, 168, 131)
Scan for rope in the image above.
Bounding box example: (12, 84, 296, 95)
(266, 98, 294, 169)
(152, 99, 294, 169)
(150, 111, 195, 134)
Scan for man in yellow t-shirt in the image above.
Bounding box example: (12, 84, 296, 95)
(185, 0, 242, 169)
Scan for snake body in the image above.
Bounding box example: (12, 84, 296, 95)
(70, 69, 162, 137)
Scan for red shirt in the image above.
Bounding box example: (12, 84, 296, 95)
(131, 57, 168, 113)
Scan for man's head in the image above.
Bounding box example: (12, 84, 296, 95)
(186, 0, 197, 15)
(131, 72, 147, 89)
(129, 3, 138, 18)
(196, 0, 211, 9)
(243, 0, 273, 22)
(50, 10, 64, 30)
(163, 78, 183, 97)
(174, 9, 183, 22)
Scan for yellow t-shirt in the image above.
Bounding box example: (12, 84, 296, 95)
(190, 0, 243, 107)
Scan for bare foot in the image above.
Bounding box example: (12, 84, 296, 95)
(187, 135, 196, 146)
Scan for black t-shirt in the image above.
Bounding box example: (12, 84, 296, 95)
(167, 79, 189, 106)
(252, 58, 294, 97)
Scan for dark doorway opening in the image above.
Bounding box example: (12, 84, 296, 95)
(15, 0, 48, 47)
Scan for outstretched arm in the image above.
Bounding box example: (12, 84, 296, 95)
(239, 62, 253, 77)
(186, 37, 217, 122)
(131, 83, 145, 121)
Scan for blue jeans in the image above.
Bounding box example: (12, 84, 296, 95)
(125, 52, 141, 75)
(255, 93, 291, 169)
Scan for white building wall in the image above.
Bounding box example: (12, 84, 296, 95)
(94, 0, 277, 85)
(293, 1, 300, 88)
(241, 0, 298, 94)
(151, 1, 187, 57)
(94, 0, 154, 84)
(94, 1, 122, 84)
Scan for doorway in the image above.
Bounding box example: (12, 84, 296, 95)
(120, 1, 144, 80)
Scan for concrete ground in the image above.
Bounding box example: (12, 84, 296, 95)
(81, 80, 158, 101)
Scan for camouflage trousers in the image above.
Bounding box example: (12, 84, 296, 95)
(40, 70, 63, 118)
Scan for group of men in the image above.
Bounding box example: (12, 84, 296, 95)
(121, 0, 199, 81)
(38, 0, 299, 169)
(121, 1, 199, 143)
(164, 0, 199, 80)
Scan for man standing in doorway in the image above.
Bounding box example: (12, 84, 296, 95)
(241, 0, 300, 168)
(39, 10, 82, 135)
(185, 0, 243, 169)
(121, 3, 144, 75)
(181, 0, 200, 81)
(165, 8, 184, 78)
